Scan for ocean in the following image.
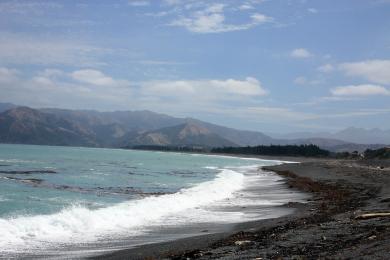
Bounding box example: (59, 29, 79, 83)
(0, 144, 307, 258)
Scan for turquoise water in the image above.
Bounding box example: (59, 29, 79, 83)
(0, 144, 305, 257)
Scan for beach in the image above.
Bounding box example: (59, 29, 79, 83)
(95, 158, 390, 259)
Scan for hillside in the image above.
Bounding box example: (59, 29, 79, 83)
(273, 127, 390, 146)
(40, 108, 184, 146)
(185, 118, 275, 146)
(0, 104, 385, 151)
(124, 123, 236, 148)
(0, 103, 17, 113)
(0, 107, 97, 146)
(0, 106, 239, 148)
(0, 104, 272, 148)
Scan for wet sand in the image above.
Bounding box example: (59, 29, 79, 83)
(93, 158, 390, 259)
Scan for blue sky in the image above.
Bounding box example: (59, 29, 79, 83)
(0, 0, 390, 133)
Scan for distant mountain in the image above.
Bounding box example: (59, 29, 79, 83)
(0, 103, 387, 151)
(0, 106, 248, 148)
(124, 123, 236, 148)
(23, 106, 275, 148)
(280, 137, 384, 152)
(0, 102, 17, 113)
(40, 108, 184, 146)
(326, 143, 386, 153)
(333, 127, 390, 145)
(185, 118, 275, 146)
(41, 108, 184, 132)
(273, 127, 390, 145)
(0, 107, 97, 146)
(270, 131, 331, 140)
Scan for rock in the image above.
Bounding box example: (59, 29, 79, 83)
(234, 240, 253, 246)
(355, 212, 390, 220)
(0, 170, 57, 174)
(21, 178, 43, 184)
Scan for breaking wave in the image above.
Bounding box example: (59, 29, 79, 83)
(0, 169, 244, 253)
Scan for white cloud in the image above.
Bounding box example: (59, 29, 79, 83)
(294, 76, 307, 85)
(307, 8, 318, 13)
(142, 77, 267, 98)
(339, 60, 390, 85)
(137, 60, 189, 65)
(317, 64, 334, 73)
(239, 4, 254, 10)
(31, 76, 55, 87)
(128, 1, 150, 7)
(290, 48, 312, 58)
(163, 0, 182, 5)
(210, 77, 267, 96)
(71, 69, 130, 87)
(294, 76, 322, 86)
(251, 13, 270, 23)
(170, 13, 225, 33)
(0, 67, 19, 83)
(170, 12, 271, 33)
(168, 3, 272, 33)
(145, 11, 169, 17)
(331, 84, 390, 96)
(0, 67, 271, 116)
(0, 68, 134, 110)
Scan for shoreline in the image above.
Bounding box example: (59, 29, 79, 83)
(93, 158, 390, 259)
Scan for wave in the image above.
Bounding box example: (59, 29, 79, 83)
(0, 169, 245, 253)
(0, 196, 9, 202)
(189, 152, 301, 164)
(204, 166, 218, 170)
(0, 159, 39, 164)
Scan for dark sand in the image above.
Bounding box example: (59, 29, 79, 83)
(93, 158, 390, 259)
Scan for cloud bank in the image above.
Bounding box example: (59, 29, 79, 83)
(331, 84, 390, 96)
(339, 60, 390, 85)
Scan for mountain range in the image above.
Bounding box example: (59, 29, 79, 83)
(271, 127, 390, 146)
(0, 103, 388, 152)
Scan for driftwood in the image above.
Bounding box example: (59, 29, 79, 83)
(355, 212, 390, 220)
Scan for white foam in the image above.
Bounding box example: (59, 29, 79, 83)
(204, 166, 218, 170)
(0, 159, 39, 163)
(0, 169, 245, 253)
(0, 196, 9, 202)
(191, 153, 298, 164)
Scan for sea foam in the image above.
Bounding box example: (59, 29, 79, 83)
(0, 169, 244, 253)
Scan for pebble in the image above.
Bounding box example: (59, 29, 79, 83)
(234, 240, 253, 246)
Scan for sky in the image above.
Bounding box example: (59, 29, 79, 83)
(0, 0, 390, 133)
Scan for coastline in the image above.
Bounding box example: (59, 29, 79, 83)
(93, 157, 390, 259)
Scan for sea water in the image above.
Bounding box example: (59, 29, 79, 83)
(0, 144, 306, 258)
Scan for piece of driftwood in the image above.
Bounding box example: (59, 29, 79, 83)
(355, 212, 390, 220)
